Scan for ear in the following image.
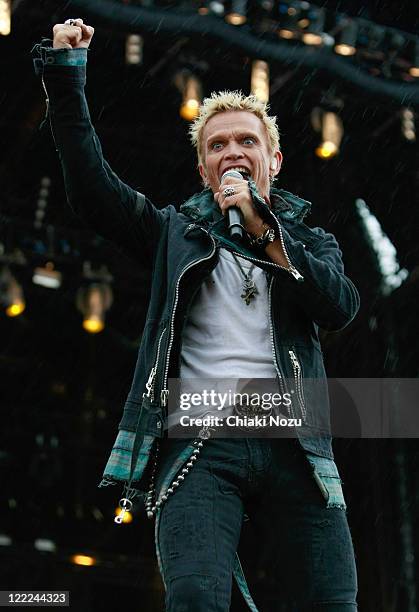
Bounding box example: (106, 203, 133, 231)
(270, 151, 283, 176)
(198, 163, 208, 186)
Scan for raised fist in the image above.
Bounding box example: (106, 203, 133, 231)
(53, 18, 94, 50)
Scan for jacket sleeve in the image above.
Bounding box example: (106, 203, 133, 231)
(32, 42, 165, 260)
(279, 224, 360, 332)
(247, 179, 359, 331)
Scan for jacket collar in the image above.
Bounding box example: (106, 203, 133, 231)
(179, 182, 311, 226)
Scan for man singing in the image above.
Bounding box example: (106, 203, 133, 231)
(32, 18, 359, 611)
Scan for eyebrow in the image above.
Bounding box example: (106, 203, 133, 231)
(206, 131, 260, 146)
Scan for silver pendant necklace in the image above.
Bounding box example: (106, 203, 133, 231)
(231, 253, 259, 305)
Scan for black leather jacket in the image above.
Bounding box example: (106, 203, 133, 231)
(32, 42, 360, 494)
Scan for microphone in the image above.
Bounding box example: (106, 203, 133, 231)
(220, 169, 246, 241)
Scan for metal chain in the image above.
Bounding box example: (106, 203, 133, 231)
(145, 429, 210, 519)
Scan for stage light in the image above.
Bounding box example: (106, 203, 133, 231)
(251, 60, 269, 103)
(70, 554, 96, 567)
(198, 2, 209, 15)
(356, 198, 408, 294)
(279, 28, 295, 39)
(302, 7, 325, 46)
(278, 2, 302, 40)
(409, 41, 419, 77)
(335, 19, 357, 56)
(208, 1, 225, 16)
(5, 279, 25, 317)
(0, 534, 12, 546)
(198, 0, 224, 15)
(114, 506, 133, 524)
(6, 301, 25, 317)
(0, 266, 25, 317)
(34, 538, 56, 553)
(401, 108, 416, 142)
(76, 281, 113, 334)
(225, 0, 247, 25)
(0, 0, 11, 36)
(311, 107, 344, 159)
(33, 262, 62, 289)
(126, 34, 143, 65)
(176, 71, 202, 122)
(180, 98, 200, 121)
(315, 140, 338, 159)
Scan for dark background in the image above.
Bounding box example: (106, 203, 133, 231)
(1, 0, 419, 610)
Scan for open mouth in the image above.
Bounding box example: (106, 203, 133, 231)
(220, 166, 251, 181)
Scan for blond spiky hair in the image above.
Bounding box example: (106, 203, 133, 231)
(189, 90, 280, 166)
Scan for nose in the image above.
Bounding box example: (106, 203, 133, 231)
(224, 141, 245, 160)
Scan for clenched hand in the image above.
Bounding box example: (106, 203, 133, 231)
(53, 18, 94, 50)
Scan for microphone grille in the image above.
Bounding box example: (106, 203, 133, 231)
(221, 169, 246, 182)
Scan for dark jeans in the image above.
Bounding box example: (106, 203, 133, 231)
(155, 438, 358, 611)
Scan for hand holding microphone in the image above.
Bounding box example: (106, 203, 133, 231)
(220, 169, 246, 240)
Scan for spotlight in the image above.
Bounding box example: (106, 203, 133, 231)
(198, 1, 209, 15)
(0, 266, 25, 317)
(126, 34, 143, 65)
(225, 0, 247, 25)
(251, 60, 269, 103)
(76, 262, 113, 334)
(175, 71, 202, 122)
(409, 40, 419, 77)
(278, 2, 304, 40)
(198, 0, 224, 15)
(311, 107, 344, 159)
(356, 199, 408, 294)
(76, 283, 113, 334)
(207, 1, 225, 16)
(302, 6, 325, 46)
(70, 554, 96, 567)
(32, 262, 62, 289)
(335, 19, 357, 57)
(34, 538, 56, 553)
(315, 138, 338, 158)
(0, 534, 12, 546)
(0, 0, 11, 36)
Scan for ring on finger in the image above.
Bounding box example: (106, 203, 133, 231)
(65, 18, 78, 26)
(223, 187, 236, 197)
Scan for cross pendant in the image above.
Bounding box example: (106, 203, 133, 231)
(241, 277, 258, 305)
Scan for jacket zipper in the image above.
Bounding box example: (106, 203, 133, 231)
(159, 230, 217, 406)
(260, 209, 304, 281)
(275, 222, 303, 281)
(229, 247, 301, 420)
(268, 276, 297, 420)
(148, 216, 299, 405)
(288, 349, 307, 421)
(143, 327, 167, 402)
(228, 212, 303, 281)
